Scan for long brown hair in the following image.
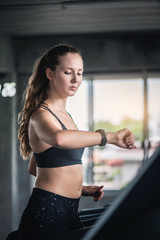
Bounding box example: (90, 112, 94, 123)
(18, 44, 81, 160)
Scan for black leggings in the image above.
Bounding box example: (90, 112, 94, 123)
(18, 188, 84, 238)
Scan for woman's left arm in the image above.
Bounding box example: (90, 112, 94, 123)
(28, 153, 37, 177)
(82, 185, 104, 201)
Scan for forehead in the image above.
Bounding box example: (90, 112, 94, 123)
(58, 53, 83, 70)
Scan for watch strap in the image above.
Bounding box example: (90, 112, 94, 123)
(95, 129, 107, 146)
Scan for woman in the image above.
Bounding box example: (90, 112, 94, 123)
(16, 44, 135, 239)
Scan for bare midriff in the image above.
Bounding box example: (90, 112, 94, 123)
(35, 164, 83, 199)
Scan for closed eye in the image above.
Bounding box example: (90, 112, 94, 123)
(64, 72, 71, 75)
(64, 72, 83, 76)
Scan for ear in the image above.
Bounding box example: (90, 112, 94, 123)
(46, 68, 54, 82)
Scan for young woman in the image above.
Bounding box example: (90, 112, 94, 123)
(15, 44, 135, 239)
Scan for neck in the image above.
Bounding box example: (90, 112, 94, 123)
(46, 95, 67, 112)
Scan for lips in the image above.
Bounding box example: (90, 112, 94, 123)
(70, 86, 77, 90)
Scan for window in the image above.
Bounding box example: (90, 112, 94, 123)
(65, 74, 160, 191)
(148, 78, 160, 156)
(93, 78, 144, 190)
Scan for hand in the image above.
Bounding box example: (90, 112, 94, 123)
(114, 128, 136, 149)
(82, 185, 104, 201)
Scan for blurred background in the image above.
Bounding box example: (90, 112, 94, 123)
(0, 0, 160, 239)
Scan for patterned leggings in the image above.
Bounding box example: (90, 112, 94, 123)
(18, 188, 84, 238)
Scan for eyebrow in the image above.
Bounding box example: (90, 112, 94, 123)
(63, 67, 83, 71)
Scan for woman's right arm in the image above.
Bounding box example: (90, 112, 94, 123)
(31, 110, 136, 150)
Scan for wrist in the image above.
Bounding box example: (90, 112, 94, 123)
(106, 132, 117, 145)
(82, 185, 87, 196)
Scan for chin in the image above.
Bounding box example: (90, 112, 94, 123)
(68, 93, 76, 97)
(68, 91, 77, 96)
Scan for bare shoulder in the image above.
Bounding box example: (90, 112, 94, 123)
(29, 107, 61, 130)
(30, 108, 52, 124)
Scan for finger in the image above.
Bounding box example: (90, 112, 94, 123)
(126, 134, 135, 142)
(94, 190, 104, 198)
(126, 140, 135, 146)
(126, 136, 135, 146)
(98, 191, 104, 200)
(93, 185, 104, 192)
(98, 185, 104, 190)
(94, 191, 104, 201)
(128, 144, 136, 149)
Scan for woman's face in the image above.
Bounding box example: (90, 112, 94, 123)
(51, 53, 83, 98)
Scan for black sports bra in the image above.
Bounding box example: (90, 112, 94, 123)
(33, 105, 84, 168)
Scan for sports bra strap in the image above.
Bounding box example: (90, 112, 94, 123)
(39, 105, 66, 130)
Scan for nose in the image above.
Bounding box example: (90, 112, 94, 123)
(71, 73, 78, 83)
